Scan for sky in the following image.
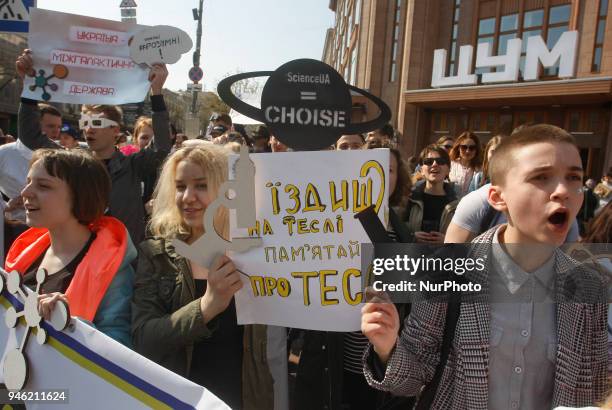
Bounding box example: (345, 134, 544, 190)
(37, 0, 334, 92)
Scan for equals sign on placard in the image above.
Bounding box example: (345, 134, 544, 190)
(300, 91, 317, 101)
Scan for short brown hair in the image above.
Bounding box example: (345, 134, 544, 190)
(81, 104, 123, 126)
(39, 103, 62, 119)
(489, 124, 577, 186)
(30, 149, 110, 225)
(419, 144, 451, 165)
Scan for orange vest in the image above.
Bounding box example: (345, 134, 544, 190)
(5, 216, 128, 322)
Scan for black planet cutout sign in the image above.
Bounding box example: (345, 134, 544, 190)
(217, 59, 391, 151)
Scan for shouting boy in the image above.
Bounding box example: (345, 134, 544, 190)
(361, 124, 608, 409)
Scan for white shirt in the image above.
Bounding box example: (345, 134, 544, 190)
(0, 139, 32, 199)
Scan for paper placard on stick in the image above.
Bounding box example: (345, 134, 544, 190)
(130, 25, 193, 65)
(21, 8, 150, 104)
(229, 149, 389, 332)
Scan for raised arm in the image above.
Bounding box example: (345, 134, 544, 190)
(133, 64, 172, 176)
(15, 49, 60, 151)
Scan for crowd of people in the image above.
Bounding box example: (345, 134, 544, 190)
(0, 48, 611, 410)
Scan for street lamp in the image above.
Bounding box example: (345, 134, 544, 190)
(191, 0, 204, 115)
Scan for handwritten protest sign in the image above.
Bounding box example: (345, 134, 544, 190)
(230, 149, 389, 331)
(130, 25, 193, 65)
(22, 8, 150, 104)
(0, 289, 230, 409)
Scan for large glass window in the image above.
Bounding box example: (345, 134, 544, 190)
(448, 0, 461, 76)
(544, 4, 570, 76)
(593, 0, 608, 72)
(350, 47, 358, 85)
(388, 0, 402, 81)
(476, 17, 495, 75)
(523, 9, 544, 28)
(471, 3, 572, 81)
(500, 13, 518, 32)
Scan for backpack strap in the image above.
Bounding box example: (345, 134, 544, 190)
(415, 292, 461, 410)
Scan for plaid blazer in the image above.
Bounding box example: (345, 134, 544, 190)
(363, 227, 608, 409)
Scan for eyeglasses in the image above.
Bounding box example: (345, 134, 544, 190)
(79, 114, 119, 129)
(459, 144, 477, 152)
(422, 157, 449, 166)
(443, 144, 454, 150)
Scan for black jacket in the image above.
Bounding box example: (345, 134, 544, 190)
(293, 208, 411, 410)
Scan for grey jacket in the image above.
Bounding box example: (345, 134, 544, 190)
(18, 96, 172, 244)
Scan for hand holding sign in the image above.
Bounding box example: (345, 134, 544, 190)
(199, 255, 244, 324)
(130, 25, 193, 66)
(15, 48, 34, 80)
(148, 63, 168, 95)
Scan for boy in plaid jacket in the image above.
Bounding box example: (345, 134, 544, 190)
(361, 125, 608, 409)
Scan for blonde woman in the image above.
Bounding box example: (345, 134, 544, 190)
(132, 145, 274, 409)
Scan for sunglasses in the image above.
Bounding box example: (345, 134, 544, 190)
(443, 144, 454, 150)
(422, 157, 449, 166)
(79, 114, 119, 130)
(459, 144, 477, 151)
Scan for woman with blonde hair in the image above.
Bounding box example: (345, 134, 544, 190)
(120, 116, 154, 156)
(132, 144, 274, 409)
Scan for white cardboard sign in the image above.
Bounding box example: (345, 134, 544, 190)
(129, 25, 193, 65)
(229, 149, 389, 332)
(21, 8, 150, 105)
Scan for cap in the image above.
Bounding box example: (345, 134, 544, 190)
(61, 124, 81, 141)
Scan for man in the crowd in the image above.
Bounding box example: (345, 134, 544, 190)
(206, 112, 232, 139)
(594, 168, 612, 212)
(210, 125, 228, 139)
(0, 102, 65, 221)
(59, 124, 87, 149)
(366, 123, 394, 144)
(15, 49, 172, 245)
(210, 112, 232, 129)
(39, 103, 62, 141)
(252, 125, 271, 153)
(335, 134, 364, 150)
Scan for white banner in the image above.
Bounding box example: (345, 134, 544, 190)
(230, 149, 389, 331)
(22, 8, 150, 105)
(0, 291, 230, 409)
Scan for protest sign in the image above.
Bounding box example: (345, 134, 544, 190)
(218, 58, 391, 151)
(21, 8, 150, 104)
(0, 288, 230, 409)
(229, 149, 389, 331)
(130, 25, 193, 66)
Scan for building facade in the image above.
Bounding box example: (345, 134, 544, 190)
(324, 0, 612, 178)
